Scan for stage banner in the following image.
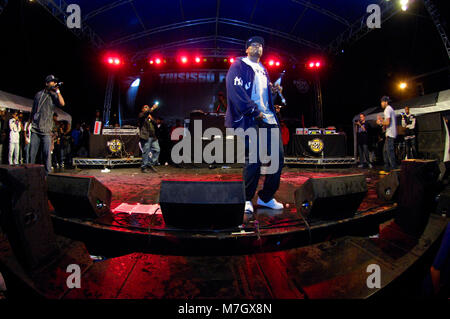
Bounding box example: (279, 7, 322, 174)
(89, 134, 140, 158)
(288, 134, 347, 157)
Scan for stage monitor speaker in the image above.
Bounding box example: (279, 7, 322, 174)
(376, 169, 400, 201)
(47, 174, 112, 218)
(395, 159, 440, 237)
(0, 165, 59, 270)
(159, 181, 245, 229)
(294, 174, 367, 220)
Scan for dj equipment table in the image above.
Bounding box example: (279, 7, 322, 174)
(288, 134, 347, 157)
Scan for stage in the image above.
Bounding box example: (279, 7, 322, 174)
(49, 166, 397, 257)
(0, 165, 448, 299)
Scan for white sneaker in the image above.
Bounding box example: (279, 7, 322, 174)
(245, 201, 254, 214)
(257, 197, 284, 210)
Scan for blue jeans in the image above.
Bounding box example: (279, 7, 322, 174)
(383, 136, 398, 171)
(358, 143, 370, 166)
(30, 132, 52, 175)
(141, 137, 160, 168)
(243, 121, 284, 202)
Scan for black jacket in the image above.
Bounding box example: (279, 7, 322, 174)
(139, 111, 156, 140)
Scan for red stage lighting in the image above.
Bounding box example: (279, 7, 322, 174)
(149, 59, 154, 64)
(229, 57, 235, 63)
(195, 57, 201, 63)
(307, 60, 323, 69)
(181, 56, 188, 64)
(105, 56, 122, 66)
(155, 58, 162, 64)
(268, 60, 274, 66)
(275, 61, 280, 66)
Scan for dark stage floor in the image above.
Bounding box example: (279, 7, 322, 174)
(52, 166, 389, 229)
(48, 166, 397, 256)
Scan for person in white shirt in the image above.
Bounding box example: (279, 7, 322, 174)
(8, 111, 22, 165)
(376, 96, 398, 174)
(225, 35, 284, 213)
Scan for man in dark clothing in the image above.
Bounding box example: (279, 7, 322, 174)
(401, 106, 417, 159)
(30, 75, 65, 175)
(356, 113, 372, 168)
(225, 35, 284, 214)
(139, 103, 159, 173)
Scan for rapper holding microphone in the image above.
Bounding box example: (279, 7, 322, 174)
(30, 75, 65, 175)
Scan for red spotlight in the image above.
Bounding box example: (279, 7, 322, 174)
(275, 61, 280, 66)
(149, 59, 154, 64)
(229, 57, 235, 63)
(181, 56, 188, 64)
(108, 58, 114, 64)
(195, 56, 201, 63)
(114, 58, 120, 65)
(308, 62, 314, 68)
(155, 58, 162, 65)
(268, 60, 274, 66)
(315, 62, 321, 67)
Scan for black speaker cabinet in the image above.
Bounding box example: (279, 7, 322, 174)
(0, 164, 59, 270)
(376, 169, 400, 201)
(47, 174, 112, 218)
(159, 181, 245, 229)
(294, 174, 367, 220)
(395, 159, 440, 237)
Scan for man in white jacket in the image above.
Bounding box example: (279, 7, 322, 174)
(9, 110, 22, 165)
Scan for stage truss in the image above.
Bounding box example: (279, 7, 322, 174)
(72, 157, 142, 168)
(284, 156, 357, 165)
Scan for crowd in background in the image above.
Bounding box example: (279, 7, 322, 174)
(0, 107, 187, 169)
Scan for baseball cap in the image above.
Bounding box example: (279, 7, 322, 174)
(45, 75, 59, 83)
(246, 36, 265, 49)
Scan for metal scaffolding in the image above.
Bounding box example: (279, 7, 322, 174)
(423, 0, 450, 60)
(327, 0, 397, 55)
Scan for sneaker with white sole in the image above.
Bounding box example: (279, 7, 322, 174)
(257, 197, 284, 210)
(245, 201, 254, 214)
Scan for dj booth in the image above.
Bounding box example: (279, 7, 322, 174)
(73, 127, 142, 168)
(285, 128, 355, 165)
(288, 134, 347, 157)
(89, 134, 140, 157)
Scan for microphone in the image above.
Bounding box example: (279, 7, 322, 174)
(274, 71, 286, 105)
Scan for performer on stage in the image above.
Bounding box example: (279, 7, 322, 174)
(401, 106, 417, 159)
(376, 96, 397, 174)
(30, 75, 65, 175)
(139, 103, 160, 173)
(225, 35, 284, 214)
(355, 113, 372, 168)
